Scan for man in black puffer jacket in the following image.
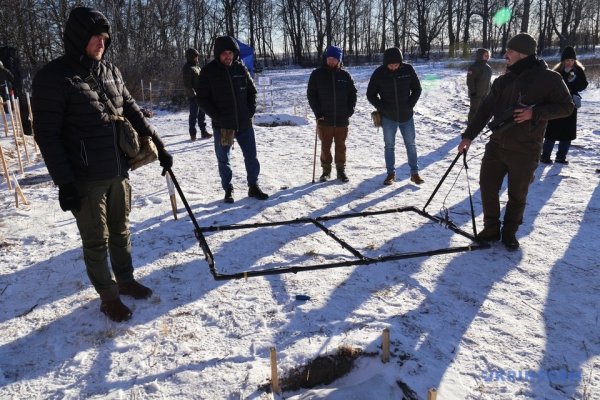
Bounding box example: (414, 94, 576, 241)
(196, 36, 268, 203)
(32, 6, 173, 322)
(367, 47, 423, 186)
(307, 46, 357, 183)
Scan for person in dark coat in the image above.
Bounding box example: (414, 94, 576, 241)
(458, 33, 573, 250)
(540, 46, 588, 165)
(182, 48, 211, 141)
(367, 47, 423, 185)
(307, 46, 357, 183)
(467, 48, 492, 124)
(196, 35, 268, 203)
(0, 60, 14, 112)
(32, 6, 173, 322)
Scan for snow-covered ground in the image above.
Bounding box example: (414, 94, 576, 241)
(1, 62, 599, 399)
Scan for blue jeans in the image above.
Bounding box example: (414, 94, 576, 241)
(541, 138, 571, 161)
(189, 97, 206, 135)
(381, 116, 419, 174)
(213, 127, 261, 190)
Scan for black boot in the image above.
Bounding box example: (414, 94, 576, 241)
(336, 164, 349, 183)
(100, 297, 132, 322)
(118, 280, 153, 299)
(319, 163, 332, 182)
(224, 186, 234, 203)
(248, 184, 269, 200)
(477, 225, 501, 242)
(501, 229, 520, 250)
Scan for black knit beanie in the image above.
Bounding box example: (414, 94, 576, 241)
(561, 46, 576, 61)
(506, 33, 537, 56)
(383, 47, 403, 65)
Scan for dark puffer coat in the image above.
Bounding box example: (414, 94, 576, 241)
(544, 62, 588, 141)
(307, 60, 357, 127)
(467, 49, 492, 98)
(32, 7, 159, 186)
(463, 55, 573, 155)
(366, 59, 422, 123)
(195, 36, 257, 130)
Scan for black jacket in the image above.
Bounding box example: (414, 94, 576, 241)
(195, 36, 257, 130)
(366, 63, 422, 123)
(307, 64, 357, 127)
(32, 7, 159, 185)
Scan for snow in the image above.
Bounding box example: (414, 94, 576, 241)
(1, 62, 599, 399)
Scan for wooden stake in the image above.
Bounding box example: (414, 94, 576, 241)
(0, 144, 12, 190)
(270, 347, 281, 395)
(165, 174, 177, 220)
(428, 387, 437, 400)
(382, 327, 390, 363)
(11, 95, 30, 163)
(0, 97, 9, 137)
(12, 173, 28, 207)
(25, 92, 38, 153)
(7, 96, 24, 174)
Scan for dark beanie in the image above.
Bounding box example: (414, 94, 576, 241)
(561, 46, 576, 61)
(506, 33, 537, 56)
(325, 46, 343, 62)
(383, 47, 403, 65)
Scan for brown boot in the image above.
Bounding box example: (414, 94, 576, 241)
(410, 173, 424, 185)
(118, 280, 153, 299)
(383, 172, 396, 185)
(100, 298, 132, 322)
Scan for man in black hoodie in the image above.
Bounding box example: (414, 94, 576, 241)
(367, 47, 423, 186)
(196, 36, 268, 203)
(458, 33, 572, 250)
(32, 7, 173, 322)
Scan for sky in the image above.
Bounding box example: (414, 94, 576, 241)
(1, 60, 599, 399)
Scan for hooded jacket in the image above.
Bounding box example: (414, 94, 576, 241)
(463, 55, 573, 155)
(467, 49, 492, 98)
(306, 56, 357, 127)
(195, 36, 257, 130)
(32, 7, 159, 186)
(366, 54, 421, 123)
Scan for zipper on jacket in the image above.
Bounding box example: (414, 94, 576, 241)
(227, 68, 240, 131)
(331, 69, 337, 127)
(393, 71, 399, 121)
(112, 120, 123, 175)
(80, 140, 89, 166)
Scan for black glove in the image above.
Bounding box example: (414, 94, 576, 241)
(58, 183, 81, 212)
(157, 147, 173, 176)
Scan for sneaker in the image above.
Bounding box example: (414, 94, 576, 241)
(337, 171, 349, 183)
(248, 184, 269, 200)
(201, 130, 213, 139)
(224, 187, 234, 203)
(501, 230, 520, 250)
(410, 173, 424, 185)
(118, 280, 153, 299)
(477, 226, 501, 242)
(383, 172, 396, 185)
(540, 156, 553, 164)
(555, 159, 569, 165)
(100, 298, 132, 322)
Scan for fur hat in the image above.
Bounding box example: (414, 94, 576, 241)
(561, 46, 576, 61)
(383, 47, 403, 65)
(325, 46, 343, 62)
(506, 33, 537, 56)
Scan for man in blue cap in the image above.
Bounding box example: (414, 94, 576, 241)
(307, 45, 357, 182)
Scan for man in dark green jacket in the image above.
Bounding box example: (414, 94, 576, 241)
(458, 33, 573, 250)
(33, 7, 173, 322)
(182, 48, 211, 141)
(467, 48, 492, 124)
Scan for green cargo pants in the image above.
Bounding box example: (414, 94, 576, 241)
(72, 176, 133, 301)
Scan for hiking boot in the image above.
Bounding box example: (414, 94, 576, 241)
(410, 173, 424, 185)
(224, 187, 234, 203)
(477, 225, 501, 242)
(190, 134, 197, 142)
(100, 298, 132, 322)
(540, 155, 552, 164)
(555, 158, 569, 165)
(248, 184, 269, 200)
(319, 164, 332, 182)
(383, 172, 396, 185)
(336, 164, 349, 183)
(201, 130, 213, 139)
(118, 280, 153, 299)
(501, 230, 520, 250)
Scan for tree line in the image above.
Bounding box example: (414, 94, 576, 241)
(0, 0, 598, 95)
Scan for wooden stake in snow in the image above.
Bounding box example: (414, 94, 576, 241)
(11, 94, 30, 163)
(0, 144, 12, 190)
(12, 173, 28, 207)
(165, 173, 177, 220)
(6, 93, 24, 174)
(382, 327, 390, 363)
(428, 387, 438, 400)
(0, 96, 9, 137)
(270, 347, 281, 395)
(26, 92, 38, 153)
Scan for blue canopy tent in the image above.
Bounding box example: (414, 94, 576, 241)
(236, 39, 254, 76)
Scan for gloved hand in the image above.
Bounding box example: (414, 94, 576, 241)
(58, 183, 81, 212)
(157, 147, 173, 176)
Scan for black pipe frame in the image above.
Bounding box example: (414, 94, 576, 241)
(167, 152, 490, 281)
